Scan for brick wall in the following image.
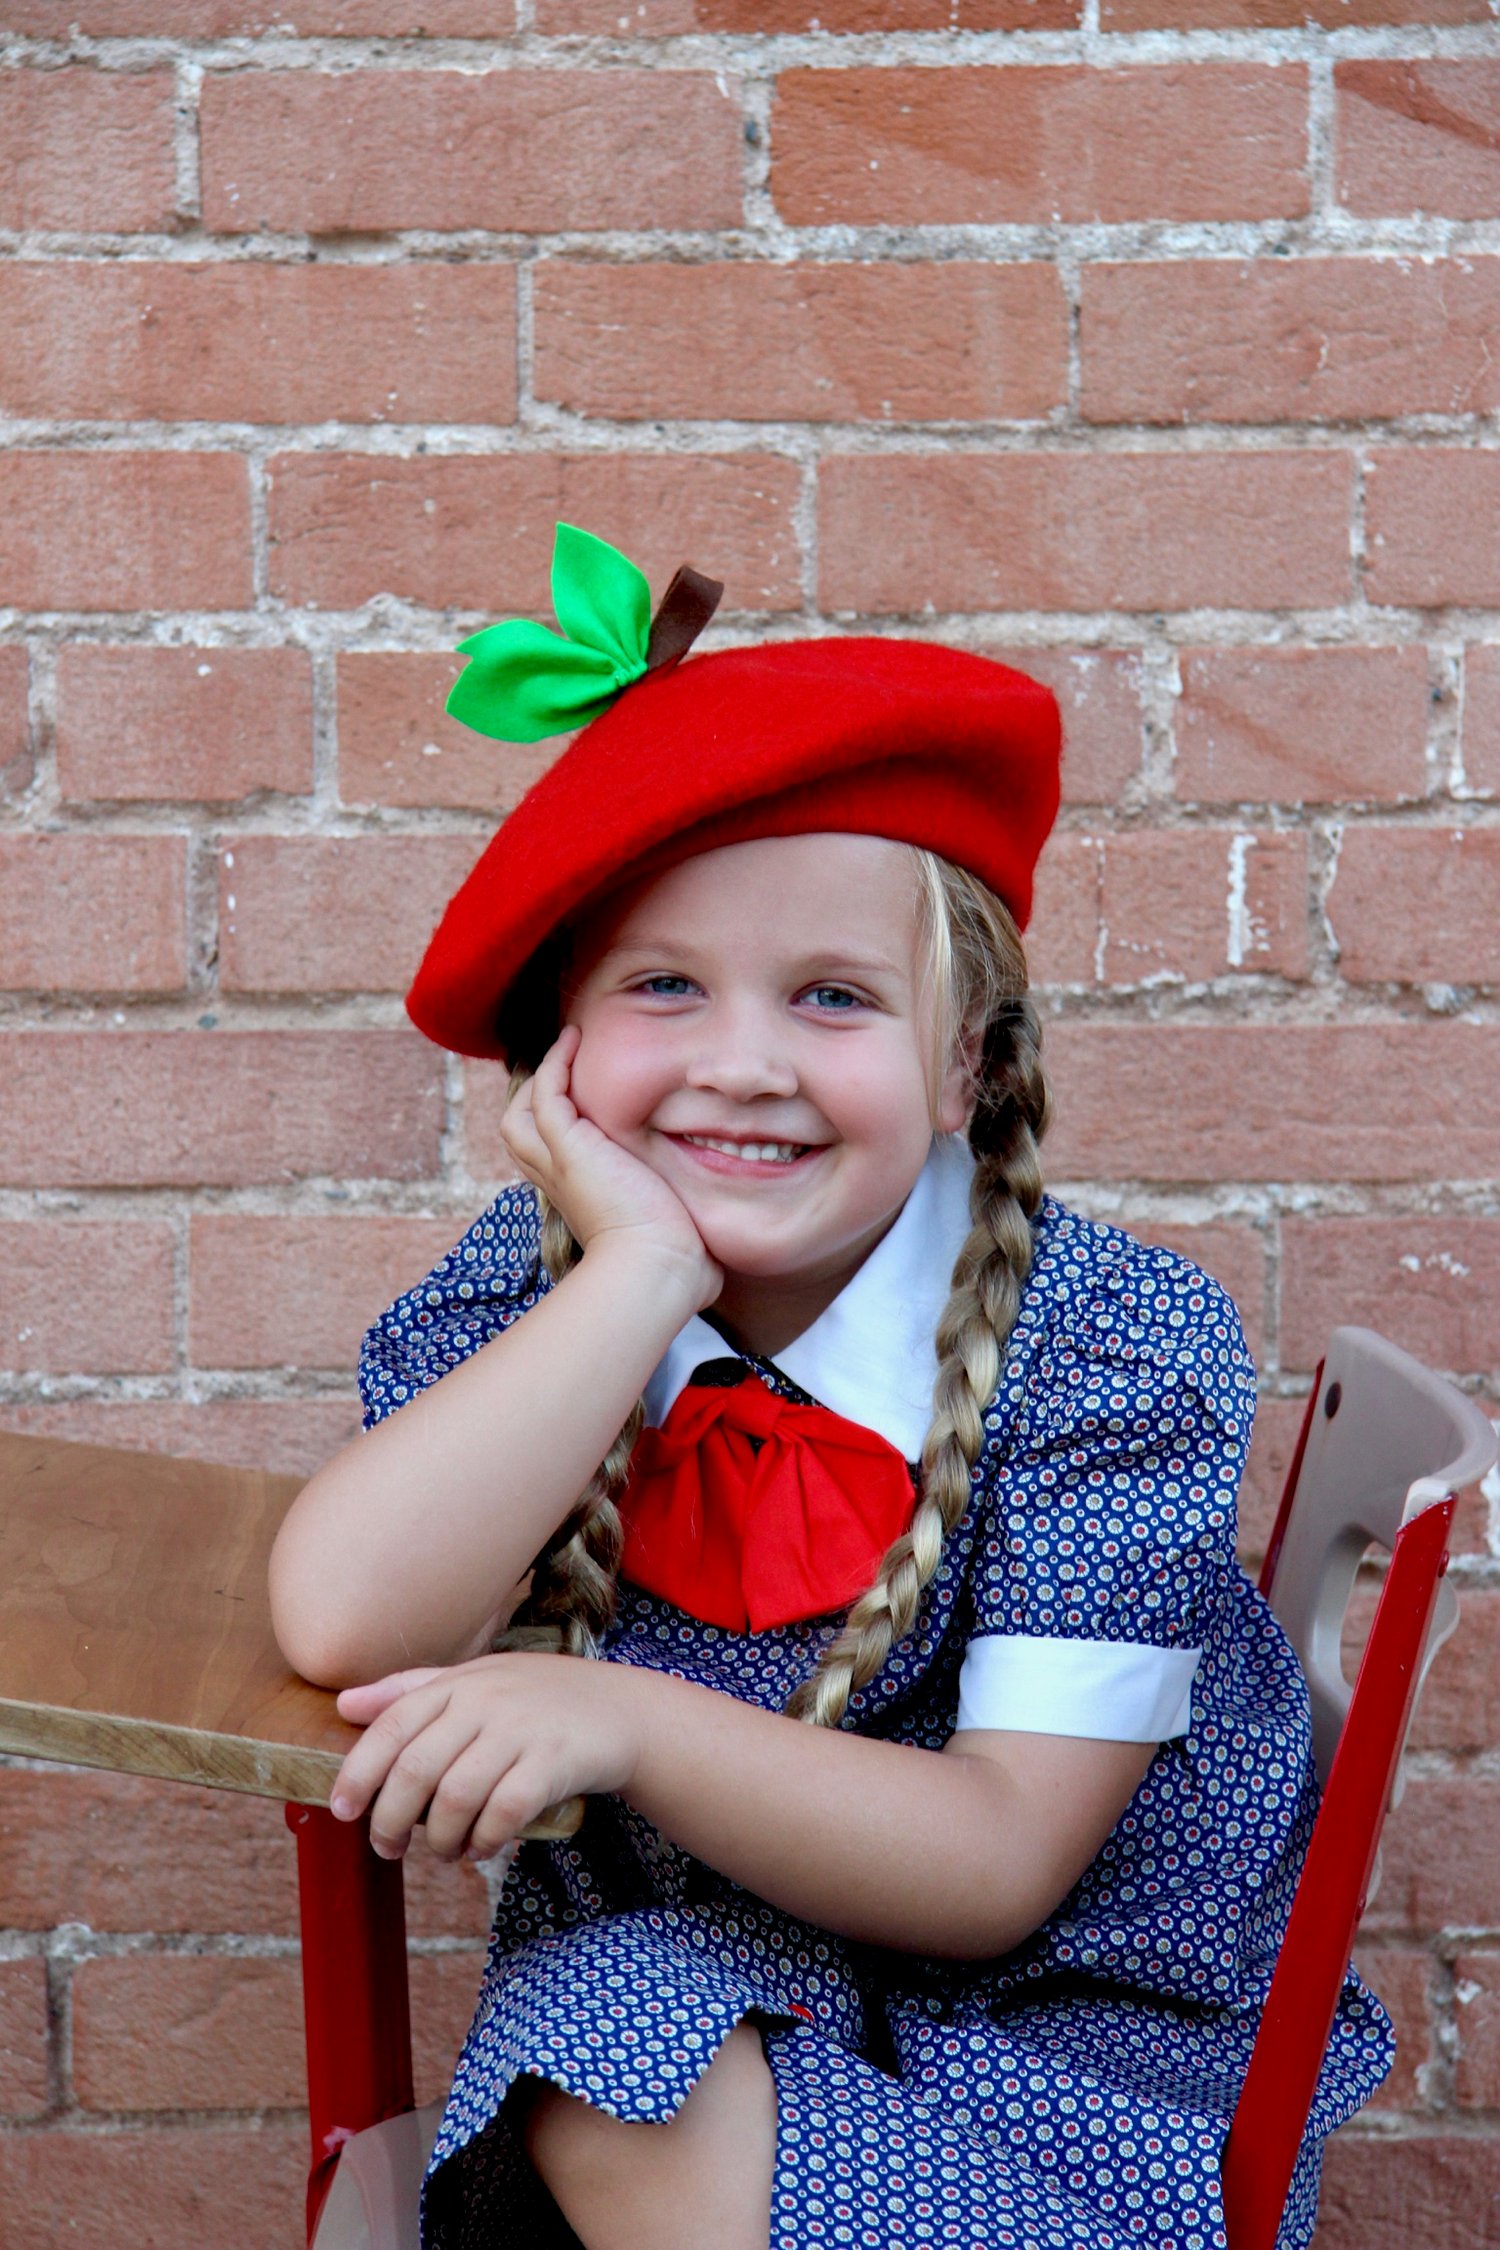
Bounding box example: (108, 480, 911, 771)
(1, 6, 1497, 2242)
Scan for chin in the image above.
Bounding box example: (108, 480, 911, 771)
(691, 1216, 812, 1279)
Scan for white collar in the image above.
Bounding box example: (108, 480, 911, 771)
(641, 1133, 977, 1462)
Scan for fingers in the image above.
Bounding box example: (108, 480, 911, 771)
(328, 1679, 462, 1828)
(335, 1666, 444, 1723)
(528, 1028, 582, 1155)
(422, 1739, 546, 1862)
(499, 1028, 579, 1185)
(366, 1711, 486, 1858)
(457, 1758, 563, 1862)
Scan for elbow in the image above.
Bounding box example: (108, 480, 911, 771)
(267, 1486, 361, 1688)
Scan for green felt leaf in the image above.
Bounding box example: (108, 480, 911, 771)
(445, 522, 653, 743)
(550, 521, 652, 673)
(445, 618, 626, 744)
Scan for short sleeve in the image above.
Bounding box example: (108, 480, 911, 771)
(357, 1183, 549, 1429)
(955, 1243, 1255, 1744)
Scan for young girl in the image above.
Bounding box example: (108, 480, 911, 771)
(269, 526, 1393, 2250)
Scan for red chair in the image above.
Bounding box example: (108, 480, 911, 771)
(310, 1326, 1497, 2249)
(1220, 1327, 1496, 2249)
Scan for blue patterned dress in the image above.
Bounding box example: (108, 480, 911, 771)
(357, 1179, 1393, 2250)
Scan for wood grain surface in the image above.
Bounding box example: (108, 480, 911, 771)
(0, 1430, 582, 1837)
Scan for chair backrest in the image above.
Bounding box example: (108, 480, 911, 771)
(1261, 1327, 1494, 1785)
(1220, 1328, 1496, 2250)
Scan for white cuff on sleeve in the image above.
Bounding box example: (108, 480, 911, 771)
(954, 1633, 1200, 1743)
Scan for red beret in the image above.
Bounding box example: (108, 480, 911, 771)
(406, 636, 1061, 1061)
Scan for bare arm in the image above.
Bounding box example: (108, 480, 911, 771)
(269, 1028, 721, 1689)
(268, 1237, 706, 1687)
(618, 1666, 1155, 1959)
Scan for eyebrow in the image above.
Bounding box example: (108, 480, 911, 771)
(602, 939, 907, 980)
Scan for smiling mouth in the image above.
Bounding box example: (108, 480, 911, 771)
(671, 1133, 819, 1167)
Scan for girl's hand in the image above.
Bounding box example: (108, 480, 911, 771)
(502, 1025, 721, 1307)
(328, 1651, 646, 1863)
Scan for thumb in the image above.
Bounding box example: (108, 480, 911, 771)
(335, 1666, 445, 1718)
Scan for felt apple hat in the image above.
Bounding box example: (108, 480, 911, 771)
(406, 524, 1062, 1063)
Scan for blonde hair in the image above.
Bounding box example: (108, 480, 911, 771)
(493, 848, 1050, 1728)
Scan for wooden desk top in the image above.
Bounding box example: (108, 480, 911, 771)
(0, 1428, 363, 1807)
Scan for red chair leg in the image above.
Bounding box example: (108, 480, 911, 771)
(286, 1802, 416, 2247)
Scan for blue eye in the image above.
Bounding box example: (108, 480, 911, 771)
(804, 985, 863, 1011)
(639, 974, 695, 997)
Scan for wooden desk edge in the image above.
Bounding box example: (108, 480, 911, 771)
(0, 1697, 341, 1806)
(0, 1701, 587, 1839)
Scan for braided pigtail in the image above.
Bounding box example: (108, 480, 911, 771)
(782, 856, 1050, 1729)
(489, 1063, 644, 1661)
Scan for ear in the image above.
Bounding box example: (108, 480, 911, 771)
(935, 1023, 980, 1137)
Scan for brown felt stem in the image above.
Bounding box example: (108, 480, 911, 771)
(644, 564, 724, 673)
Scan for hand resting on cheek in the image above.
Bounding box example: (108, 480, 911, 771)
(499, 1023, 723, 1313)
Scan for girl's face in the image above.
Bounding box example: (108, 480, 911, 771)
(562, 832, 970, 1346)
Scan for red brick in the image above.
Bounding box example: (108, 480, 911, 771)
(0, 835, 186, 994)
(189, 1213, 464, 1370)
(1351, 1945, 1434, 2111)
(0, 1765, 490, 1940)
(0, 1031, 442, 1189)
(1027, 830, 1308, 986)
(1175, 648, 1428, 805)
(1455, 1949, 1500, 2108)
(202, 70, 743, 235)
(2, 0, 511, 25)
(1126, 1220, 1267, 1367)
(540, 0, 1075, 24)
(410, 1948, 488, 2110)
(1081, 258, 1500, 425)
(1361, 1776, 1500, 1932)
(1309, 2134, 1500, 2250)
(462, 1058, 524, 1186)
(1366, 452, 1500, 609)
(72, 1956, 304, 2112)
(0, 264, 517, 427)
(0, 1221, 176, 1376)
(0, 647, 31, 805)
(218, 835, 479, 995)
(0, 1959, 49, 2120)
(1044, 1023, 1500, 1183)
(0, 456, 251, 615)
(269, 452, 801, 613)
(1328, 826, 1500, 984)
(1341, 1575, 1500, 1752)
(1281, 1218, 1500, 1375)
(534, 261, 1068, 424)
(66, 1947, 484, 2113)
(1107, 0, 1485, 19)
(1026, 832, 1100, 988)
(773, 66, 1309, 226)
(0, 1397, 360, 1479)
(337, 651, 561, 812)
(66, 1940, 490, 2112)
(1239, 1393, 1306, 1565)
(1337, 62, 1500, 220)
(0, 68, 174, 232)
(1099, 830, 1308, 984)
(1462, 645, 1500, 796)
(821, 453, 1351, 615)
(56, 647, 314, 806)
(1405, 1589, 1500, 1753)
(1003, 650, 1144, 806)
(0, 2120, 307, 2250)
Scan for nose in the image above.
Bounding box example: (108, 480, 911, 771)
(681, 998, 798, 1104)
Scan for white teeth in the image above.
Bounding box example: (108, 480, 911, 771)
(681, 1136, 805, 1163)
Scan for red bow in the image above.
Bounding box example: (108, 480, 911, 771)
(617, 1376, 917, 1633)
